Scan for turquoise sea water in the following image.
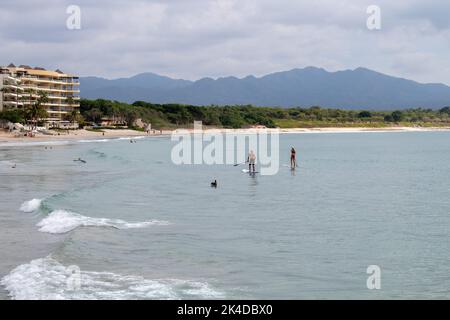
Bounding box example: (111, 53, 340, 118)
(0, 132, 449, 299)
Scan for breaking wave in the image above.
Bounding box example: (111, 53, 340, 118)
(19, 199, 43, 213)
(0, 257, 223, 300)
(36, 210, 170, 234)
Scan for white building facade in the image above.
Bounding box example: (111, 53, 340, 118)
(0, 64, 80, 126)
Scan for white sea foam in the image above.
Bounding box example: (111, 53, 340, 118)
(117, 136, 146, 140)
(36, 210, 170, 234)
(19, 199, 43, 213)
(0, 138, 121, 147)
(0, 135, 149, 148)
(0, 257, 224, 300)
(0, 140, 72, 148)
(50, 136, 146, 144)
(77, 139, 110, 143)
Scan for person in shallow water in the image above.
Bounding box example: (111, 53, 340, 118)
(211, 180, 217, 188)
(290, 147, 297, 169)
(247, 150, 256, 173)
(74, 158, 86, 163)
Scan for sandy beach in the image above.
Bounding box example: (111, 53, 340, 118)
(277, 126, 450, 134)
(0, 128, 173, 144)
(174, 126, 450, 135)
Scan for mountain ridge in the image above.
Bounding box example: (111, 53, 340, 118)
(80, 67, 450, 109)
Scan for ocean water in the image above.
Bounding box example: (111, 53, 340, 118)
(0, 132, 449, 299)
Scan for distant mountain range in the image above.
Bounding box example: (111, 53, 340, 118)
(80, 67, 450, 110)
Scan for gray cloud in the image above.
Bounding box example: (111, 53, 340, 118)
(0, 0, 449, 85)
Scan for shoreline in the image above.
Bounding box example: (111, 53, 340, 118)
(278, 126, 450, 134)
(1, 126, 449, 146)
(174, 126, 450, 135)
(0, 129, 172, 145)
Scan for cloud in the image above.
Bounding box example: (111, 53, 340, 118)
(0, 0, 449, 85)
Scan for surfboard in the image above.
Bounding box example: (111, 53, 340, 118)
(242, 169, 259, 173)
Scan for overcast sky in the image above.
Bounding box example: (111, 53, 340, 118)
(1, 0, 450, 84)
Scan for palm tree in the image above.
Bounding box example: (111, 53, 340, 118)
(0, 87, 4, 114)
(26, 91, 48, 130)
(68, 109, 79, 127)
(65, 96, 80, 128)
(66, 96, 75, 121)
(21, 88, 34, 127)
(66, 96, 75, 107)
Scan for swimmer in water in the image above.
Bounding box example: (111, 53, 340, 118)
(74, 158, 87, 164)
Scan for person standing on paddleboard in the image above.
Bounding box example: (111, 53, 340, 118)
(247, 150, 256, 173)
(290, 147, 297, 169)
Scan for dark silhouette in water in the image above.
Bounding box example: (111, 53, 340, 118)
(74, 158, 87, 164)
(211, 180, 217, 188)
(290, 147, 297, 169)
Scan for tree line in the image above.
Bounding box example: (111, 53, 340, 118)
(78, 99, 450, 128)
(2, 98, 450, 129)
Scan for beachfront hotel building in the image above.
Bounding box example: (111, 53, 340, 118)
(0, 63, 80, 126)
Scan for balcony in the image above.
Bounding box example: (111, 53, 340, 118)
(3, 101, 24, 106)
(2, 84, 23, 91)
(3, 92, 22, 98)
(42, 102, 80, 107)
(21, 85, 80, 94)
(3, 76, 20, 84)
(20, 76, 80, 86)
(47, 95, 80, 100)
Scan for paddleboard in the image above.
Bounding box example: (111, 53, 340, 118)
(242, 169, 259, 173)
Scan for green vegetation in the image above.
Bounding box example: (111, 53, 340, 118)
(79, 100, 450, 129)
(2, 98, 450, 129)
(0, 110, 25, 123)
